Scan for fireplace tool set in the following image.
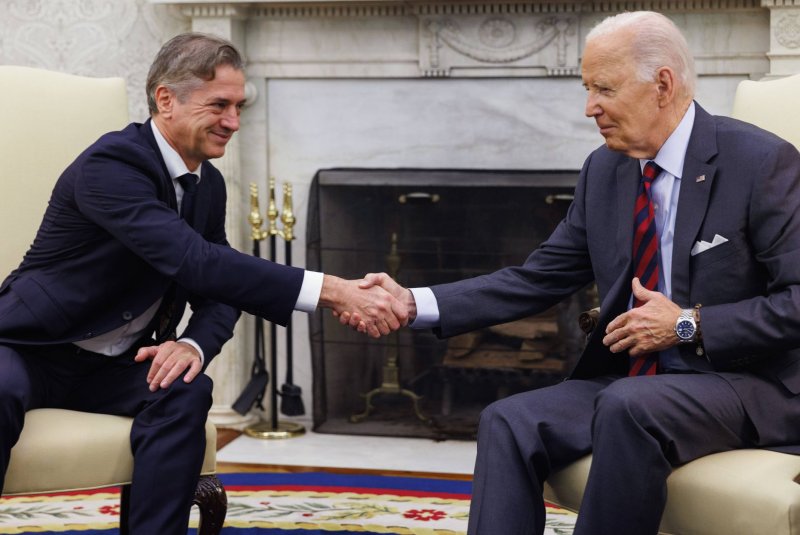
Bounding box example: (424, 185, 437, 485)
(232, 178, 305, 439)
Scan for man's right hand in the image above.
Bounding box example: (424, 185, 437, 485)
(335, 272, 417, 333)
(319, 274, 409, 338)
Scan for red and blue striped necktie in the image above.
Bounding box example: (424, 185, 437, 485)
(629, 161, 662, 376)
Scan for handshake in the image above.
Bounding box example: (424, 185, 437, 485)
(320, 272, 414, 338)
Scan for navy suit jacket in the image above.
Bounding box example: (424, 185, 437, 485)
(0, 120, 304, 365)
(432, 104, 800, 449)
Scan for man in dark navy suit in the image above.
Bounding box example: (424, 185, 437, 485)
(0, 33, 406, 533)
(348, 11, 800, 535)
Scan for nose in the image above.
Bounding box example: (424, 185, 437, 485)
(585, 92, 600, 118)
(221, 106, 240, 131)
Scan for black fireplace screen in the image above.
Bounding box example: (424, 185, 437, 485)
(307, 168, 594, 440)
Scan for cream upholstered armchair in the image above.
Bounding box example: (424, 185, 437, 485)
(543, 73, 800, 535)
(0, 66, 226, 534)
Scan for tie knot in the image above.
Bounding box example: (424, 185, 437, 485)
(642, 161, 661, 183)
(177, 173, 198, 194)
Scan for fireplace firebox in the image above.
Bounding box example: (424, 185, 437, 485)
(307, 168, 595, 440)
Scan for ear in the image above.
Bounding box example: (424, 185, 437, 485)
(654, 67, 677, 107)
(154, 85, 175, 117)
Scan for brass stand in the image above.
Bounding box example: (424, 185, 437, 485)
(241, 179, 306, 439)
(350, 233, 431, 424)
(244, 420, 306, 439)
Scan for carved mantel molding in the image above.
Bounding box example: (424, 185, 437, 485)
(154, 0, 783, 79)
(762, 0, 800, 74)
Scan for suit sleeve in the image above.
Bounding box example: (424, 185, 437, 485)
(701, 140, 800, 369)
(74, 144, 304, 328)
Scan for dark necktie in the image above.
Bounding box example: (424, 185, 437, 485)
(153, 173, 198, 342)
(629, 161, 661, 376)
(177, 173, 198, 226)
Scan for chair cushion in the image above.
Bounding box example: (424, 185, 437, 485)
(544, 449, 800, 535)
(3, 408, 217, 495)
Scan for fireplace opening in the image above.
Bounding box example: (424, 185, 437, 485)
(307, 168, 596, 440)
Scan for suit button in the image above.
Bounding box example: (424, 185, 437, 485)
(122, 311, 133, 321)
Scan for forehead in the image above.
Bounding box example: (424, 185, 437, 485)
(194, 65, 246, 98)
(581, 33, 633, 83)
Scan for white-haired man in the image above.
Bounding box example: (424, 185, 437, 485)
(353, 11, 800, 534)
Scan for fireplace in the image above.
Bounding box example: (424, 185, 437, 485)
(307, 168, 596, 440)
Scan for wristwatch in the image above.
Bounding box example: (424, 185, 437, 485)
(675, 308, 697, 343)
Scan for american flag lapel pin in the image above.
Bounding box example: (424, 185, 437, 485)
(696, 175, 706, 183)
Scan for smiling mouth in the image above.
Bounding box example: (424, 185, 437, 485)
(597, 125, 615, 136)
(211, 131, 232, 143)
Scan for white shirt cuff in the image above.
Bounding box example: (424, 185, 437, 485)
(409, 287, 440, 329)
(296, 270, 324, 313)
(177, 337, 205, 366)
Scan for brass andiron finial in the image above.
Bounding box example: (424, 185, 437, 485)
(281, 183, 296, 242)
(248, 183, 268, 241)
(267, 177, 281, 238)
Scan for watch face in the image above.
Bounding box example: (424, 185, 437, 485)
(676, 319, 695, 340)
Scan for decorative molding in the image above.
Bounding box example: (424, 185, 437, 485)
(179, 4, 251, 18)
(421, 14, 577, 77)
(225, 0, 764, 18)
(250, 5, 409, 17)
(775, 12, 800, 48)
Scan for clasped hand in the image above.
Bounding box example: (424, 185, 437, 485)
(332, 273, 413, 337)
(603, 277, 682, 356)
(322, 274, 410, 338)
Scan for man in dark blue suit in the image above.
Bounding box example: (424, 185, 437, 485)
(0, 33, 406, 533)
(349, 11, 800, 534)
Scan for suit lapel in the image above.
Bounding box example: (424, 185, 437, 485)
(671, 105, 718, 305)
(140, 119, 179, 212)
(615, 157, 641, 268)
(192, 163, 212, 233)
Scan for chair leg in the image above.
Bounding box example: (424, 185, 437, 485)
(119, 484, 131, 535)
(194, 474, 227, 535)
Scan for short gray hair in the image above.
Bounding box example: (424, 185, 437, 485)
(146, 32, 245, 115)
(586, 11, 696, 98)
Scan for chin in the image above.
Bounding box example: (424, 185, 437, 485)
(205, 148, 227, 160)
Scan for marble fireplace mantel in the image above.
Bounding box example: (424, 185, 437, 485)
(151, 0, 800, 429)
(153, 0, 800, 79)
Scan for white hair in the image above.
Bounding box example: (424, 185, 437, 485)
(586, 11, 696, 98)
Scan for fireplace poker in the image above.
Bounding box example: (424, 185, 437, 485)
(278, 183, 306, 417)
(266, 178, 280, 430)
(232, 184, 270, 416)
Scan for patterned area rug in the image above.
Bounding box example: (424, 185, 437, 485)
(0, 471, 576, 534)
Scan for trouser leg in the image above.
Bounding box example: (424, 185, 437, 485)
(574, 373, 755, 535)
(0, 345, 35, 494)
(64, 350, 213, 535)
(467, 376, 615, 535)
(127, 374, 212, 534)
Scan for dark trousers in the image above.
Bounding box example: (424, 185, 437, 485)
(0, 341, 212, 534)
(466, 373, 762, 535)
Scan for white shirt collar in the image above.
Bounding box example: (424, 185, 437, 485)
(150, 120, 202, 181)
(642, 101, 696, 180)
